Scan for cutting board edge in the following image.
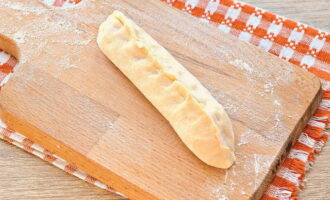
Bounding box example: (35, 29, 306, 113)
(0, 109, 158, 200)
(0, 0, 324, 198)
(0, 33, 20, 61)
(253, 80, 322, 200)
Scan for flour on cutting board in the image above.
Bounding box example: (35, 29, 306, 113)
(8, 7, 93, 71)
(251, 65, 293, 97)
(208, 181, 229, 200)
(47, 16, 93, 46)
(202, 61, 289, 196)
(0, 0, 46, 15)
(273, 99, 281, 106)
(229, 59, 253, 73)
(218, 195, 229, 200)
(264, 110, 287, 142)
(59, 57, 78, 69)
(253, 154, 274, 190)
(9, 9, 92, 45)
(237, 130, 267, 147)
(13, 30, 26, 44)
(205, 153, 275, 199)
(205, 81, 288, 148)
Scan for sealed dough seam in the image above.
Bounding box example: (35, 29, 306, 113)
(97, 11, 235, 168)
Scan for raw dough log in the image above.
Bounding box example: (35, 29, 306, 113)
(97, 11, 235, 168)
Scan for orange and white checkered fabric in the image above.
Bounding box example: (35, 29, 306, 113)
(0, 0, 329, 199)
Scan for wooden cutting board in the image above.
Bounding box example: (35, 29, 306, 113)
(0, 0, 322, 199)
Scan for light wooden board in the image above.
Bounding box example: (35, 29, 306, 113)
(0, 1, 328, 200)
(0, 0, 322, 200)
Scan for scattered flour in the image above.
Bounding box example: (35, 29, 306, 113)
(206, 153, 275, 199)
(263, 81, 275, 94)
(212, 187, 229, 200)
(253, 154, 260, 190)
(237, 130, 268, 147)
(229, 59, 253, 73)
(59, 57, 78, 69)
(237, 130, 252, 146)
(108, 121, 114, 129)
(273, 99, 281, 106)
(0, 0, 46, 15)
(218, 195, 229, 200)
(222, 102, 239, 115)
(266, 110, 287, 142)
(252, 154, 275, 190)
(7, 7, 93, 72)
(13, 30, 26, 43)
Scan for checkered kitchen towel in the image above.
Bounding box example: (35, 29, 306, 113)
(0, 0, 329, 199)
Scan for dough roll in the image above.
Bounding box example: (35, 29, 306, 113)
(97, 11, 235, 168)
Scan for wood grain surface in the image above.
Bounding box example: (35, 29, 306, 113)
(0, 0, 322, 199)
(0, 0, 329, 200)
